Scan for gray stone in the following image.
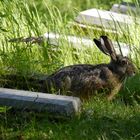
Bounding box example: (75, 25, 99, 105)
(43, 32, 130, 56)
(75, 8, 139, 30)
(110, 3, 139, 14)
(0, 88, 81, 117)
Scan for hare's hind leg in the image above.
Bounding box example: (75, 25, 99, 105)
(107, 83, 122, 101)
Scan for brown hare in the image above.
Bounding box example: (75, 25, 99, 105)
(42, 35, 136, 100)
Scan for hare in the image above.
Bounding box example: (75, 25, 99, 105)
(42, 36, 136, 100)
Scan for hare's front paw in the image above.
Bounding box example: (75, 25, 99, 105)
(107, 83, 122, 101)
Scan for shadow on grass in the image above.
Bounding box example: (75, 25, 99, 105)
(0, 74, 139, 139)
(0, 74, 140, 140)
(0, 99, 140, 140)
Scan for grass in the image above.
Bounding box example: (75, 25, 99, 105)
(0, 0, 140, 139)
(0, 99, 140, 140)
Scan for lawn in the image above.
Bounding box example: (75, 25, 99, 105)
(0, 0, 140, 139)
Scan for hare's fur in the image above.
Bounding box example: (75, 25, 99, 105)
(42, 36, 136, 100)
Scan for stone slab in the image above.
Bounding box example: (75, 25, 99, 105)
(44, 32, 130, 56)
(0, 88, 81, 117)
(75, 8, 139, 29)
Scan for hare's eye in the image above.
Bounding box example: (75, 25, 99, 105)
(121, 59, 128, 65)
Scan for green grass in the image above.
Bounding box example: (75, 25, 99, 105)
(1, 0, 114, 75)
(0, 99, 140, 140)
(0, 0, 140, 139)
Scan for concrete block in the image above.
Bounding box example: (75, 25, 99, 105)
(75, 8, 138, 30)
(0, 88, 81, 117)
(43, 32, 130, 56)
(110, 2, 139, 14)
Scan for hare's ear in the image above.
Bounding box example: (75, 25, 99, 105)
(100, 36, 117, 61)
(93, 38, 109, 55)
